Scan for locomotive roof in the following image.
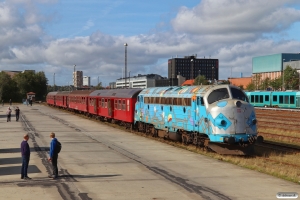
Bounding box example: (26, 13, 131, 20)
(139, 85, 219, 97)
(68, 90, 95, 96)
(89, 88, 142, 98)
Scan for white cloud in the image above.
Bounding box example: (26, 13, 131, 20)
(1, 0, 300, 85)
(171, 0, 300, 37)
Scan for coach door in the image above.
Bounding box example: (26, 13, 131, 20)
(108, 99, 112, 117)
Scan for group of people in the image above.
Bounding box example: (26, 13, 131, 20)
(21, 132, 59, 180)
(6, 107, 20, 122)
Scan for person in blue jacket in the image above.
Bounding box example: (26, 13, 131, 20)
(21, 134, 31, 180)
(48, 132, 58, 179)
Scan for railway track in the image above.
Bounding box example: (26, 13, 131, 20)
(45, 104, 300, 156)
(255, 140, 300, 154)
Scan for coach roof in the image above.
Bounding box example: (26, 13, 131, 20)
(89, 89, 142, 98)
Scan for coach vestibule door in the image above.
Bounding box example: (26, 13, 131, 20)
(108, 99, 112, 117)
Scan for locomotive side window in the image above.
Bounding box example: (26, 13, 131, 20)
(230, 88, 249, 102)
(207, 88, 229, 104)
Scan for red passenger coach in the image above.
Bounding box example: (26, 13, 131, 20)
(89, 89, 142, 125)
(46, 92, 58, 106)
(55, 91, 71, 108)
(68, 90, 94, 113)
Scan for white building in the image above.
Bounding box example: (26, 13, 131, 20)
(73, 71, 83, 88)
(83, 76, 91, 86)
(116, 74, 167, 89)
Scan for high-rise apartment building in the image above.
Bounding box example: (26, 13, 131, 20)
(73, 71, 83, 88)
(168, 55, 219, 81)
(83, 76, 90, 86)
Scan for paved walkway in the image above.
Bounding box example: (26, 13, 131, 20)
(0, 104, 298, 200)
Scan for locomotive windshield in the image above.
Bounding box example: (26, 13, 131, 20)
(207, 88, 229, 104)
(230, 88, 249, 102)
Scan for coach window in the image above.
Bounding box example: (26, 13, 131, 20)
(290, 96, 295, 104)
(284, 96, 289, 104)
(255, 95, 258, 103)
(114, 100, 118, 110)
(265, 95, 269, 102)
(101, 98, 104, 107)
(273, 95, 277, 102)
(105, 99, 108, 108)
(279, 95, 283, 104)
(259, 95, 263, 103)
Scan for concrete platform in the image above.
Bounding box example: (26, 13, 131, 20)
(0, 104, 298, 200)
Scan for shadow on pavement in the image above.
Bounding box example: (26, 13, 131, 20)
(0, 165, 41, 176)
(0, 147, 49, 153)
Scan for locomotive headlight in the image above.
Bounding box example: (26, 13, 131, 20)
(235, 100, 242, 107)
(252, 119, 257, 125)
(216, 118, 226, 126)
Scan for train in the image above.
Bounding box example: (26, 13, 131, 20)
(245, 91, 300, 108)
(46, 85, 263, 155)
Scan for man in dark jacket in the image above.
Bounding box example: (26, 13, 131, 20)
(48, 132, 58, 179)
(15, 107, 20, 121)
(21, 134, 31, 180)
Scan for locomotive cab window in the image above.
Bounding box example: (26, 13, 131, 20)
(230, 88, 248, 102)
(207, 88, 229, 104)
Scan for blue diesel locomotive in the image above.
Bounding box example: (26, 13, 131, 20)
(134, 85, 262, 155)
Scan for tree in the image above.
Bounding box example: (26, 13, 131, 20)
(193, 75, 208, 85)
(245, 82, 255, 91)
(95, 82, 104, 89)
(282, 65, 298, 90)
(0, 72, 20, 102)
(13, 71, 48, 101)
(269, 78, 281, 90)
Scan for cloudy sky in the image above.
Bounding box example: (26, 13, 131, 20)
(1, 0, 300, 86)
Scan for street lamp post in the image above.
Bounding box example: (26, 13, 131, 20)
(190, 59, 194, 80)
(198, 70, 201, 85)
(282, 59, 285, 91)
(53, 73, 55, 91)
(124, 43, 128, 88)
(212, 67, 215, 84)
(298, 71, 300, 91)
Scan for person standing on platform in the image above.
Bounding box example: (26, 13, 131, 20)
(9, 99, 12, 106)
(21, 134, 31, 180)
(15, 107, 20, 121)
(48, 132, 59, 179)
(6, 107, 12, 122)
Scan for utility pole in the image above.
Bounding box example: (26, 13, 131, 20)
(124, 43, 128, 88)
